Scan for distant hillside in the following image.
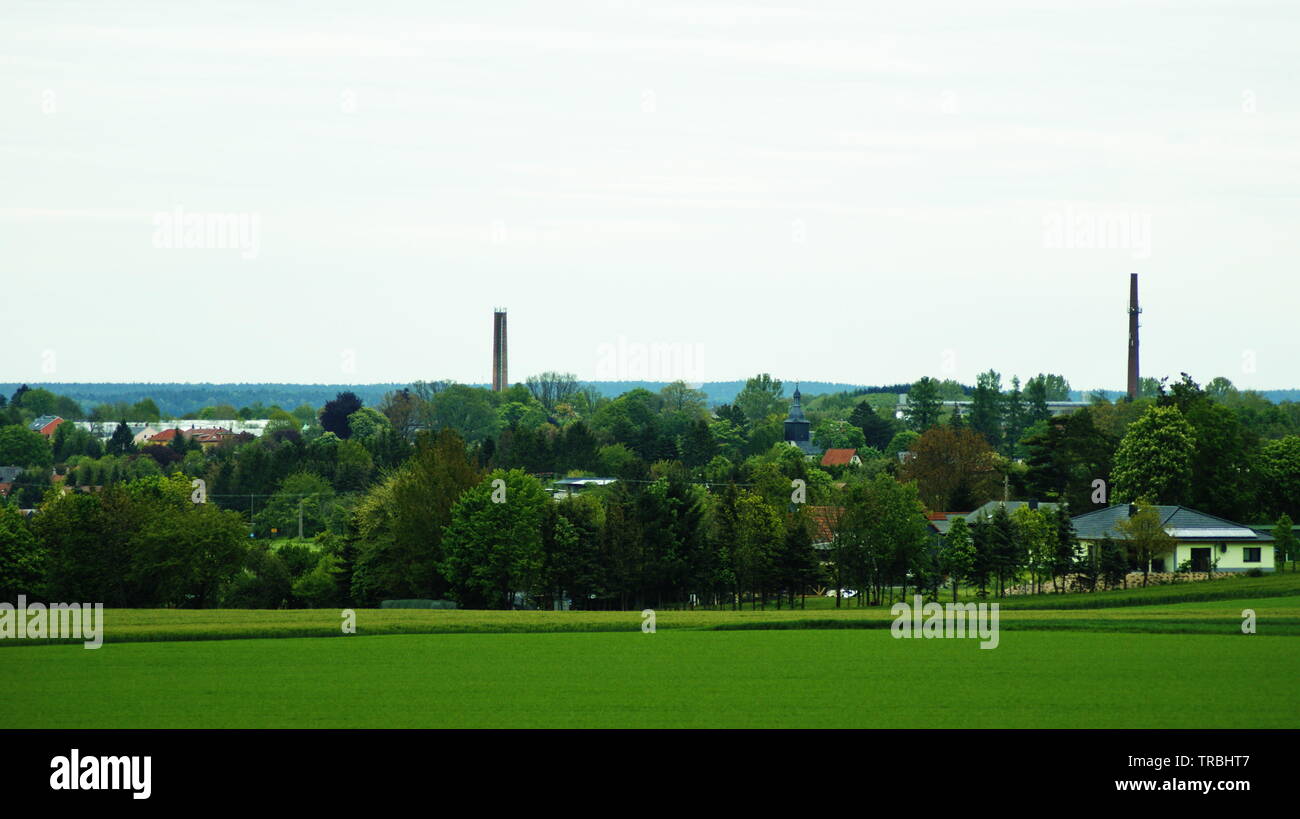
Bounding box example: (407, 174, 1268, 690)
(4, 381, 1294, 417)
(1, 380, 868, 416)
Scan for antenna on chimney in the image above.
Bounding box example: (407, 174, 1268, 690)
(1127, 274, 1141, 401)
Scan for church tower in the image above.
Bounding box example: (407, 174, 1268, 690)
(783, 384, 817, 455)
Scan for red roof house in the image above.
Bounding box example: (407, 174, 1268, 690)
(820, 448, 861, 468)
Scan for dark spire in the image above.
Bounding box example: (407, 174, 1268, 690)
(787, 382, 805, 421)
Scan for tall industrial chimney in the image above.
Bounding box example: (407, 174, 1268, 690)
(492, 308, 508, 392)
(1126, 274, 1140, 401)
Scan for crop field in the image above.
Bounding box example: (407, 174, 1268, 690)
(2, 573, 1297, 728)
(2, 630, 1297, 728)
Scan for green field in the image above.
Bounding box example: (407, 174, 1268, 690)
(3, 574, 1297, 728)
(2, 630, 1296, 728)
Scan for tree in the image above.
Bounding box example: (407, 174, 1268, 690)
(659, 381, 708, 415)
(351, 430, 480, 603)
(903, 377, 943, 432)
(969, 370, 1003, 448)
(319, 392, 363, 438)
(106, 420, 136, 457)
(1115, 501, 1175, 587)
(429, 385, 501, 444)
(1012, 504, 1053, 594)
(441, 469, 549, 609)
(812, 419, 867, 451)
(1274, 514, 1297, 572)
(1256, 436, 1300, 521)
(1159, 373, 1256, 520)
(1003, 376, 1027, 456)
(1024, 377, 1052, 425)
(1098, 536, 1128, 589)
(734, 374, 785, 425)
(731, 491, 782, 608)
(131, 496, 248, 607)
(986, 503, 1023, 598)
(885, 429, 920, 461)
(1111, 405, 1196, 505)
(525, 372, 580, 412)
(378, 389, 420, 439)
(0, 424, 54, 469)
(939, 516, 975, 601)
(540, 495, 605, 609)
(0, 504, 43, 600)
(848, 400, 896, 451)
(898, 425, 1000, 512)
(1048, 507, 1078, 592)
(679, 419, 718, 468)
(1022, 408, 1116, 513)
(254, 472, 336, 539)
(775, 507, 821, 608)
(714, 403, 747, 427)
(1206, 376, 1238, 402)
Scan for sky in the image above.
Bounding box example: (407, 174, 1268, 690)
(2, 0, 1298, 393)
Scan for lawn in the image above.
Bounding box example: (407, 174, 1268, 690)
(2, 630, 1295, 728)
(6, 571, 1298, 647)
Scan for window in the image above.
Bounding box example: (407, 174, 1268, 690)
(1243, 547, 1261, 563)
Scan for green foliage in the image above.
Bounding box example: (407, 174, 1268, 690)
(1272, 514, 1297, 571)
(442, 469, 550, 608)
(734, 374, 785, 426)
(939, 516, 975, 601)
(884, 429, 920, 460)
(351, 430, 480, 604)
(1111, 405, 1196, 505)
(253, 472, 337, 538)
(1258, 437, 1300, 521)
(0, 504, 44, 599)
(1115, 501, 1176, 586)
(34, 474, 247, 607)
(848, 401, 896, 451)
(0, 424, 53, 470)
(812, 419, 866, 450)
(428, 385, 501, 444)
(903, 377, 943, 432)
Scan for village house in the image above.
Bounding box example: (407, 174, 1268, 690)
(1071, 504, 1275, 573)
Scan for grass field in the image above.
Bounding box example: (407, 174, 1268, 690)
(2, 630, 1296, 728)
(3, 573, 1297, 728)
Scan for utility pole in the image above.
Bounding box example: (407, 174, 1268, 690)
(298, 497, 304, 540)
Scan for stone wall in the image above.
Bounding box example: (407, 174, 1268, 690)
(1005, 571, 1236, 595)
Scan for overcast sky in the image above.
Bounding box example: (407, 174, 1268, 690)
(3, 1, 1298, 392)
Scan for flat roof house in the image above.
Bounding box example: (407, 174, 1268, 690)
(1071, 504, 1275, 573)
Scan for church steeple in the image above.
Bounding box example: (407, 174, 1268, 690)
(788, 383, 805, 421)
(784, 381, 814, 453)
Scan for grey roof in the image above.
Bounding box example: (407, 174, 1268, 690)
(1071, 505, 1273, 542)
(790, 439, 820, 456)
(962, 500, 1061, 522)
(927, 501, 1060, 534)
(0, 466, 23, 482)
